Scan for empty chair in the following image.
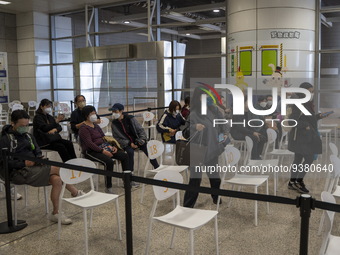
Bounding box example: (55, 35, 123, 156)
(329, 142, 338, 157)
(319, 191, 340, 255)
(28, 101, 37, 116)
(145, 169, 219, 255)
(142, 111, 157, 140)
(58, 158, 122, 255)
(140, 140, 188, 203)
(223, 144, 270, 226)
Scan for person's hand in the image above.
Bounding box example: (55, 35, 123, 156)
(253, 132, 261, 141)
(225, 108, 231, 113)
(96, 118, 101, 124)
(48, 128, 57, 134)
(111, 147, 118, 154)
(169, 129, 176, 136)
(131, 143, 138, 149)
(306, 126, 310, 130)
(196, 124, 205, 131)
(102, 150, 112, 157)
(25, 160, 35, 167)
(56, 114, 65, 122)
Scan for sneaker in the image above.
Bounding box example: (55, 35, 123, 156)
(131, 181, 140, 187)
(49, 212, 72, 225)
(213, 197, 222, 205)
(288, 181, 296, 190)
(293, 181, 310, 194)
(105, 187, 113, 194)
(11, 187, 22, 200)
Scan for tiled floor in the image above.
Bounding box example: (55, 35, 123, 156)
(0, 142, 339, 255)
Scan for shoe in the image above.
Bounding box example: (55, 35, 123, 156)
(131, 181, 140, 187)
(73, 190, 85, 197)
(213, 197, 222, 205)
(105, 187, 113, 194)
(11, 187, 22, 200)
(49, 212, 72, 225)
(293, 181, 309, 194)
(288, 181, 296, 190)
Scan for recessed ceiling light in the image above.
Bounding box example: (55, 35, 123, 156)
(123, 20, 131, 24)
(213, 9, 220, 13)
(186, 33, 191, 36)
(0, 1, 11, 5)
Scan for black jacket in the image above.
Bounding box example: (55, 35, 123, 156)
(0, 125, 42, 175)
(288, 102, 322, 155)
(33, 111, 62, 146)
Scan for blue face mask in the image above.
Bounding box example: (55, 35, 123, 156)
(16, 126, 29, 134)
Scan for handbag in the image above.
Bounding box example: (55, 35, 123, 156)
(39, 130, 62, 144)
(175, 131, 207, 166)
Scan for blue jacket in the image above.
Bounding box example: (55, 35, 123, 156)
(157, 110, 185, 143)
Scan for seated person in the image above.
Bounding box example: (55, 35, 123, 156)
(157, 100, 186, 144)
(110, 103, 159, 172)
(78, 105, 131, 192)
(230, 97, 267, 160)
(70, 95, 100, 139)
(256, 96, 268, 110)
(33, 99, 76, 162)
(0, 110, 83, 224)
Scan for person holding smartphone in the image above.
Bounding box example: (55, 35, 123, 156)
(288, 82, 332, 194)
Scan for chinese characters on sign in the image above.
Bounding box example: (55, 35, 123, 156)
(271, 31, 300, 39)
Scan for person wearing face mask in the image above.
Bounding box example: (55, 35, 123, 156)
(287, 82, 332, 194)
(1, 110, 84, 224)
(181, 96, 190, 119)
(156, 100, 186, 144)
(70, 95, 101, 138)
(79, 105, 131, 192)
(110, 103, 159, 174)
(33, 99, 76, 162)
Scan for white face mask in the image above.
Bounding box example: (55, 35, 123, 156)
(176, 110, 180, 114)
(267, 100, 272, 107)
(310, 93, 314, 101)
(44, 107, 52, 114)
(260, 102, 267, 108)
(112, 113, 121, 119)
(89, 114, 97, 123)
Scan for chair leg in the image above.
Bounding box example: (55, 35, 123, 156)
(266, 180, 270, 214)
(189, 230, 194, 255)
(318, 211, 325, 236)
(254, 186, 258, 226)
(170, 227, 176, 249)
(214, 216, 219, 255)
(89, 209, 93, 228)
(145, 221, 153, 255)
(24, 185, 28, 207)
(115, 199, 122, 240)
(83, 209, 89, 255)
(227, 184, 235, 208)
(273, 172, 277, 196)
(43, 186, 49, 214)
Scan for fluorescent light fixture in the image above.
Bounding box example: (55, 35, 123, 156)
(186, 33, 191, 36)
(213, 9, 220, 13)
(123, 20, 131, 24)
(0, 1, 11, 5)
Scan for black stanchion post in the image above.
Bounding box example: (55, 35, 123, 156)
(123, 171, 133, 255)
(297, 194, 314, 255)
(0, 148, 27, 234)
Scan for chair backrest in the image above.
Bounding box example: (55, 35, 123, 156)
(59, 158, 97, 185)
(59, 103, 71, 114)
(329, 142, 338, 157)
(146, 140, 164, 160)
(153, 169, 183, 201)
(224, 146, 241, 167)
(330, 155, 340, 178)
(175, 131, 185, 141)
(28, 101, 37, 108)
(143, 111, 155, 122)
(98, 117, 109, 129)
(12, 104, 24, 111)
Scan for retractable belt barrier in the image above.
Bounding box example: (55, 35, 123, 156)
(2, 151, 340, 255)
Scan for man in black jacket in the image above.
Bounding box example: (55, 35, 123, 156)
(0, 110, 83, 224)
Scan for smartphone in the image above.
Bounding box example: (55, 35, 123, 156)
(322, 111, 334, 117)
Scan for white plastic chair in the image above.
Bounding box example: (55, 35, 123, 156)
(319, 191, 339, 255)
(140, 140, 188, 203)
(329, 143, 338, 157)
(58, 158, 122, 255)
(12, 103, 24, 112)
(98, 117, 112, 136)
(142, 111, 157, 140)
(28, 101, 37, 115)
(224, 144, 270, 226)
(145, 169, 219, 255)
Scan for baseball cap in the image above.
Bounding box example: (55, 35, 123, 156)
(109, 103, 124, 111)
